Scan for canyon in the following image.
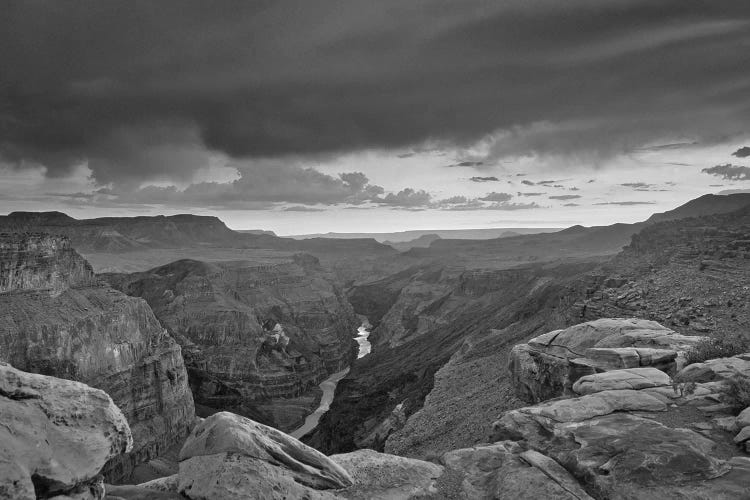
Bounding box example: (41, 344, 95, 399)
(1, 192, 750, 498)
(0, 233, 195, 483)
(101, 255, 360, 432)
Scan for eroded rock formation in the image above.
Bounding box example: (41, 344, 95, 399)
(0, 362, 132, 500)
(103, 255, 359, 430)
(509, 318, 705, 402)
(0, 233, 194, 483)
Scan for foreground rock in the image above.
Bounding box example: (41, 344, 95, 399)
(0, 233, 195, 482)
(509, 318, 704, 402)
(177, 412, 352, 499)
(0, 363, 132, 500)
(493, 325, 750, 499)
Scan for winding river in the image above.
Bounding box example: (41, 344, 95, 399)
(289, 322, 371, 439)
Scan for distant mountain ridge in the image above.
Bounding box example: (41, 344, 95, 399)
(0, 211, 394, 256)
(288, 227, 558, 242)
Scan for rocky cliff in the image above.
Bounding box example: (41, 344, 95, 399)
(102, 254, 359, 431)
(0, 233, 195, 483)
(311, 196, 750, 459)
(0, 362, 133, 500)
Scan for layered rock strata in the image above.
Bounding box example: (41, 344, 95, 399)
(103, 255, 358, 430)
(0, 233, 194, 483)
(509, 318, 705, 402)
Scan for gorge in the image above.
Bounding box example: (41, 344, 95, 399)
(2, 193, 750, 499)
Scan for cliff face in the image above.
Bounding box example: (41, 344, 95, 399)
(103, 254, 359, 431)
(312, 200, 750, 459)
(0, 232, 98, 293)
(0, 233, 195, 483)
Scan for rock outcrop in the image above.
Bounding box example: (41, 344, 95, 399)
(103, 256, 359, 431)
(509, 318, 705, 402)
(0, 233, 195, 483)
(490, 320, 750, 499)
(114, 411, 598, 499)
(0, 363, 132, 500)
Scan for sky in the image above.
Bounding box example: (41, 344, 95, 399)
(1, 0, 750, 235)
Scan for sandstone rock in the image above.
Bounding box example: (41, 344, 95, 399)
(179, 412, 352, 491)
(737, 407, 750, 428)
(103, 483, 183, 499)
(510, 318, 705, 402)
(179, 453, 338, 500)
(733, 426, 750, 444)
(675, 354, 750, 383)
(330, 449, 443, 499)
(0, 234, 195, 483)
(441, 442, 592, 500)
(0, 233, 97, 294)
(572, 367, 672, 395)
(0, 363, 132, 500)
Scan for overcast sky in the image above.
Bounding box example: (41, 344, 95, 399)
(1, 0, 749, 234)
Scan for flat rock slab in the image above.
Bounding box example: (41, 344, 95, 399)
(442, 442, 591, 500)
(180, 411, 352, 490)
(521, 389, 667, 422)
(573, 367, 672, 395)
(330, 449, 443, 499)
(0, 362, 132, 500)
(676, 354, 750, 383)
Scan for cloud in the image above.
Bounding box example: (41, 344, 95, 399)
(283, 206, 326, 212)
(470, 176, 499, 182)
(445, 161, 484, 168)
(375, 187, 432, 207)
(621, 182, 653, 189)
(549, 194, 581, 200)
(479, 192, 513, 202)
(594, 201, 656, 206)
(518, 192, 545, 196)
(718, 188, 750, 194)
(732, 147, 750, 158)
(60, 164, 388, 209)
(2, 1, 749, 185)
(701, 164, 750, 180)
(521, 180, 535, 186)
(563, 203, 580, 206)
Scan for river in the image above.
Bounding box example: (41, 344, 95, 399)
(289, 322, 371, 439)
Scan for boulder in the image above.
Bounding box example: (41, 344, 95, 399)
(441, 442, 593, 500)
(490, 387, 750, 498)
(675, 354, 750, 383)
(330, 449, 443, 499)
(510, 319, 704, 402)
(176, 412, 351, 499)
(0, 363, 132, 500)
(572, 367, 672, 395)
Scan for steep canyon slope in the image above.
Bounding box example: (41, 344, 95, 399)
(0, 233, 195, 483)
(308, 194, 750, 458)
(102, 254, 360, 431)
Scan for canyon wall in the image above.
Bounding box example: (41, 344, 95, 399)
(0, 233, 195, 483)
(103, 253, 359, 431)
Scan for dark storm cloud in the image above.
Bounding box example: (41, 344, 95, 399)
(594, 201, 656, 206)
(2, 0, 750, 190)
(701, 164, 750, 180)
(479, 192, 513, 202)
(731, 147, 750, 158)
(76, 165, 387, 209)
(549, 194, 581, 200)
(470, 176, 499, 182)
